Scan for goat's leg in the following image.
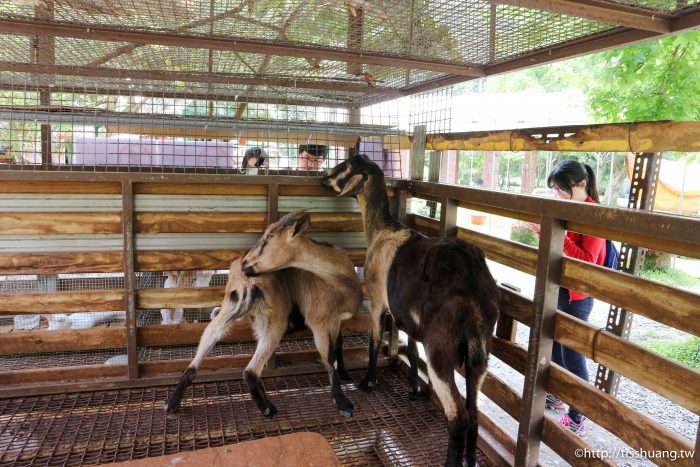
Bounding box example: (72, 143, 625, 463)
(164, 313, 229, 412)
(331, 320, 352, 381)
(244, 316, 286, 419)
(311, 324, 353, 417)
(425, 342, 468, 467)
(359, 304, 384, 392)
(464, 371, 486, 467)
(406, 337, 425, 400)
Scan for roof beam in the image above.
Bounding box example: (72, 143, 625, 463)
(493, 0, 671, 33)
(350, 4, 700, 99)
(86, 6, 283, 67)
(672, 6, 700, 32)
(0, 18, 485, 77)
(0, 62, 401, 95)
(233, 0, 310, 119)
(484, 28, 658, 76)
(0, 82, 354, 108)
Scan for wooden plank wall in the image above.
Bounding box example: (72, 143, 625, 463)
(406, 198, 699, 467)
(0, 175, 375, 396)
(2, 170, 698, 465)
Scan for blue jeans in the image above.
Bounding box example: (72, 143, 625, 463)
(552, 287, 593, 421)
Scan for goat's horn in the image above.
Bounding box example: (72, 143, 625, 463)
(278, 208, 310, 226)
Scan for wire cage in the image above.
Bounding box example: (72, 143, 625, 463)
(1, 1, 700, 465)
(0, 72, 409, 177)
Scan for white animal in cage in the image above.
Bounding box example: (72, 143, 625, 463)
(160, 270, 214, 325)
(45, 311, 125, 330)
(13, 314, 41, 330)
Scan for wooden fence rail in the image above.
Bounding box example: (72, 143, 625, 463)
(1, 169, 698, 466)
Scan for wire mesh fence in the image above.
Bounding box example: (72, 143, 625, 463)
(0, 367, 493, 466)
(0, 73, 407, 176)
(0, 0, 647, 70)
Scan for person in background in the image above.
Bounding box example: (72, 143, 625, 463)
(297, 144, 327, 171)
(544, 159, 606, 436)
(241, 147, 268, 173)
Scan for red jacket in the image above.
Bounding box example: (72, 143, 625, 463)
(564, 197, 606, 301)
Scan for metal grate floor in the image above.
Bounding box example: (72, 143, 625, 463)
(0, 367, 492, 466)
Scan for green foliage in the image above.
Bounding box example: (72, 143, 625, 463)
(585, 30, 700, 122)
(645, 337, 700, 370)
(639, 267, 700, 287)
(509, 222, 539, 247)
(483, 30, 700, 123)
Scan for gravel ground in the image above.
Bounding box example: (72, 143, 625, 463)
(461, 256, 699, 465)
(476, 278, 699, 466)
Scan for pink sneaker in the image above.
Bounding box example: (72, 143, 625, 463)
(560, 413, 586, 436)
(545, 393, 565, 410)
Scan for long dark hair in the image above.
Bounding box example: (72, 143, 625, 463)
(241, 147, 267, 168)
(547, 159, 599, 202)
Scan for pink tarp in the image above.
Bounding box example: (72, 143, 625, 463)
(73, 136, 239, 168)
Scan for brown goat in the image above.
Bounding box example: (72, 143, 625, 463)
(241, 209, 363, 416)
(165, 210, 361, 418)
(322, 155, 499, 467)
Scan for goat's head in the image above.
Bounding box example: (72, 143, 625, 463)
(321, 154, 380, 198)
(241, 209, 311, 276)
(218, 259, 264, 321)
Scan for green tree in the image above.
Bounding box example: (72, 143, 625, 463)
(585, 30, 700, 122)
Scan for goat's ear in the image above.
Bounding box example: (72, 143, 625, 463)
(291, 213, 311, 237)
(338, 174, 365, 197)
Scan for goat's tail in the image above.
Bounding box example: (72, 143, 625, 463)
(463, 298, 499, 371)
(224, 285, 261, 323)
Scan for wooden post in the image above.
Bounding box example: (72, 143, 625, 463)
(35, 1, 54, 170)
(496, 283, 521, 342)
(347, 5, 363, 126)
(427, 151, 441, 217)
(385, 187, 408, 358)
(411, 125, 426, 180)
(694, 420, 700, 467)
(267, 183, 279, 224)
(121, 179, 139, 380)
(515, 216, 565, 466)
(439, 197, 458, 238)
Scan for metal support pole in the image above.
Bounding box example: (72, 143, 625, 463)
(595, 152, 661, 396)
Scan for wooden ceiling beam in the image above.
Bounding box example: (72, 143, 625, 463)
(401, 5, 699, 96)
(0, 82, 353, 108)
(484, 28, 658, 76)
(493, 0, 672, 33)
(0, 18, 485, 77)
(0, 62, 401, 95)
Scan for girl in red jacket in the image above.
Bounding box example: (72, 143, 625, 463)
(544, 159, 606, 436)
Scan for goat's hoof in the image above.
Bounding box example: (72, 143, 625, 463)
(336, 400, 354, 418)
(358, 379, 375, 392)
(261, 404, 278, 420)
(409, 389, 426, 401)
(163, 400, 179, 413)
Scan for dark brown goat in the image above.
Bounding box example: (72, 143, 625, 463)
(322, 155, 499, 467)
